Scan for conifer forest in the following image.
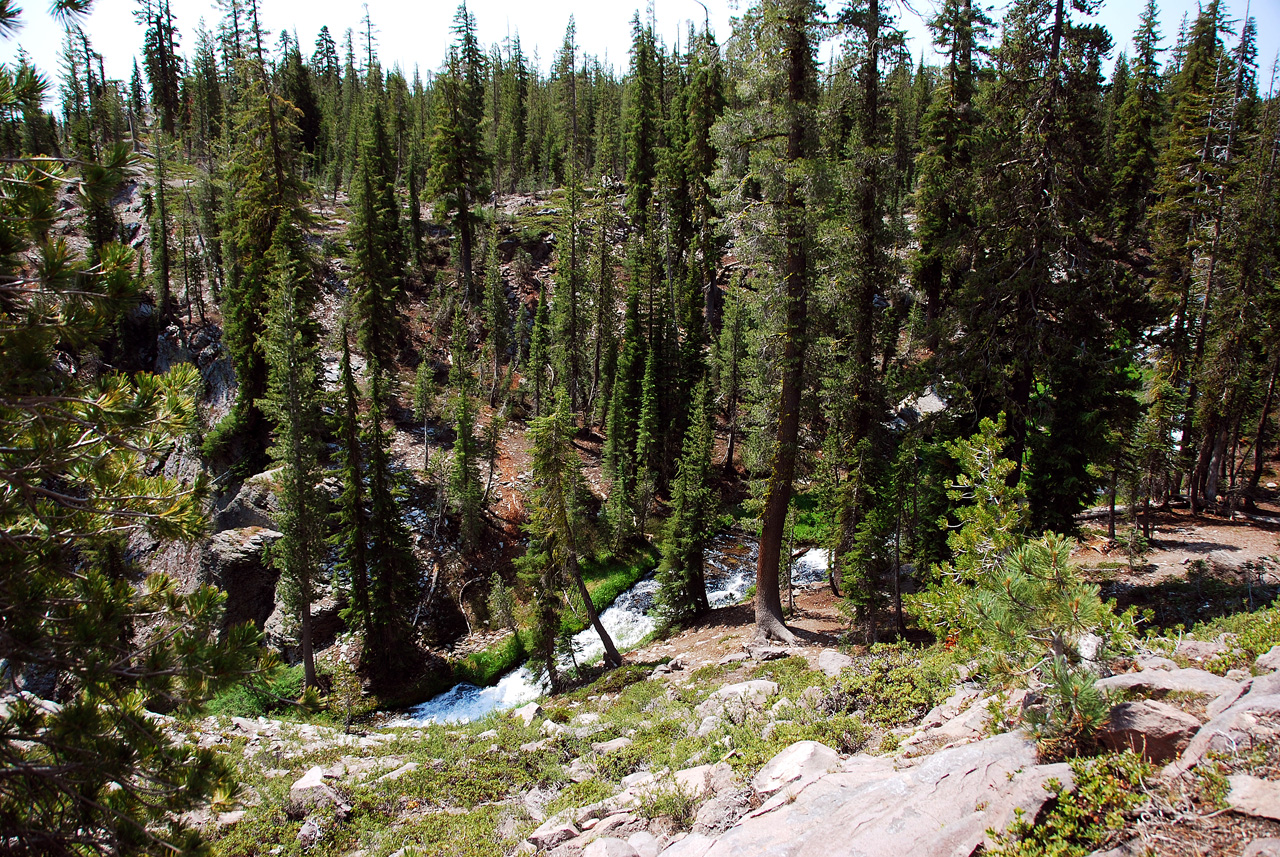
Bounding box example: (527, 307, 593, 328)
(3, 0, 1280, 854)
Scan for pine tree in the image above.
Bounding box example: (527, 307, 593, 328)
(147, 130, 173, 322)
(656, 380, 714, 625)
(1112, 0, 1163, 242)
(0, 24, 260, 847)
(348, 95, 406, 377)
(428, 2, 491, 299)
(522, 397, 622, 672)
(716, 0, 824, 643)
(912, 0, 989, 346)
(259, 220, 325, 689)
(450, 392, 485, 548)
(625, 13, 660, 230)
(332, 322, 371, 640)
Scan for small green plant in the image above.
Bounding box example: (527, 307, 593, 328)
(828, 645, 954, 727)
(638, 779, 700, 830)
(1026, 656, 1111, 760)
(988, 750, 1151, 857)
(1118, 526, 1151, 573)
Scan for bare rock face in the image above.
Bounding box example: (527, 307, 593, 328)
(1256, 645, 1280, 673)
(202, 526, 282, 630)
(1095, 668, 1239, 699)
(1167, 692, 1280, 776)
(214, 471, 280, 531)
(1228, 776, 1280, 822)
(583, 839, 640, 857)
(1099, 699, 1202, 763)
(1243, 839, 1280, 857)
(751, 741, 842, 802)
(659, 733, 1071, 857)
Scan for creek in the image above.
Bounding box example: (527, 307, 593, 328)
(390, 535, 830, 725)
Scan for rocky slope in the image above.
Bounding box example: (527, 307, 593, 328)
(175, 605, 1280, 857)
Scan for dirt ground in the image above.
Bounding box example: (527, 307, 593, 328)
(1076, 502, 1280, 584)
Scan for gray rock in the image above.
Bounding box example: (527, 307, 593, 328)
(1230, 776, 1280, 821)
(744, 644, 790, 662)
(694, 681, 779, 719)
(658, 833, 716, 857)
(1257, 645, 1280, 673)
(671, 762, 734, 799)
(583, 839, 640, 857)
(691, 790, 750, 836)
(1167, 693, 1280, 776)
(202, 527, 283, 630)
(1135, 655, 1178, 671)
(213, 471, 280, 531)
(716, 652, 749, 666)
(529, 818, 580, 850)
(694, 716, 721, 738)
(674, 733, 1069, 857)
(1175, 639, 1226, 662)
(751, 741, 841, 801)
(286, 766, 350, 819)
(297, 817, 322, 848)
(514, 702, 543, 727)
(1244, 839, 1280, 857)
(627, 831, 661, 857)
(592, 737, 634, 754)
(1095, 667, 1239, 699)
(375, 762, 418, 782)
(1099, 699, 1202, 763)
(817, 649, 854, 678)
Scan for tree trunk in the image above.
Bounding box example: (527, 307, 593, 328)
(1247, 354, 1280, 493)
(566, 545, 621, 668)
(755, 3, 813, 645)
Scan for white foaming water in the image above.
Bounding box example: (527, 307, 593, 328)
(391, 536, 829, 726)
(390, 664, 545, 726)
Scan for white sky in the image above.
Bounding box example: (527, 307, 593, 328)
(2, 0, 1278, 96)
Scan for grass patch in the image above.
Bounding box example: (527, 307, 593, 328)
(454, 633, 526, 687)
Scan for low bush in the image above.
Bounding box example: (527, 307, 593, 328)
(988, 750, 1151, 857)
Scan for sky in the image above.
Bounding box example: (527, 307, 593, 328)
(1, 0, 1277, 96)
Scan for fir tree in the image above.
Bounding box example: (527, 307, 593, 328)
(656, 380, 714, 625)
(259, 220, 325, 688)
(450, 392, 485, 548)
(522, 396, 622, 673)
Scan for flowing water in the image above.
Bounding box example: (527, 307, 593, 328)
(390, 536, 830, 726)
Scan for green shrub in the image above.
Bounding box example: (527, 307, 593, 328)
(988, 751, 1151, 857)
(207, 664, 306, 718)
(1027, 656, 1111, 760)
(638, 779, 700, 830)
(829, 645, 954, 726)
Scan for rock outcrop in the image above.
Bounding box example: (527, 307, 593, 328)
(657, 733, 1070, 857)
(201, 526, 282, 630)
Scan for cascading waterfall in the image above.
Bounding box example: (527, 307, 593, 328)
(390, 536, 831, 725)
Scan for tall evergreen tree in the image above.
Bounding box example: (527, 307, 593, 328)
(428, 3, 491, 299)
(259, 220, 325, 689)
